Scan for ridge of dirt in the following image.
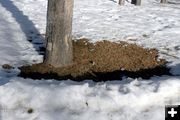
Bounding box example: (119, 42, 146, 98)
(19, 39, 170, 81)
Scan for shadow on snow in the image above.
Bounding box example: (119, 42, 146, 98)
(0, 0, 45, 55)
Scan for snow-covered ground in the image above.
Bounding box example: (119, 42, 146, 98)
(0, 0, 180, 120)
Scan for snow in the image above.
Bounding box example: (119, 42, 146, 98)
(0, 0, 180, 120)
(1, 77, 180, 120)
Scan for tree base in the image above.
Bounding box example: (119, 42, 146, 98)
(19, 39, 171, 81)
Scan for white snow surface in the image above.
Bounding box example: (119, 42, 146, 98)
(0, 0, 180, 120)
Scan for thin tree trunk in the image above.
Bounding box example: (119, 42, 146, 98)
(119, 0, 125, 5)
(44, 0, 74, 67)
(131, 0, 141, 5)
(160, 0, 167, 3)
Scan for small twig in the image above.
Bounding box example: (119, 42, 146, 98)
(160, 52, 179, 59)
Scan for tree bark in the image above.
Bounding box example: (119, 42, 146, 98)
(119, 0, 125, 5)
(160, 0, 167, 3)
(44, 0, 74, 67)
(131, 0, 141, 5)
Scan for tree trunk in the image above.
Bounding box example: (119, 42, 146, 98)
(44, 0, 74, 67)
(131, 0, 141, 5)
(160, 0, 167, 3)
(119, 0, 125, 5)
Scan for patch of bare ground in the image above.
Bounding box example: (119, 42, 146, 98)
(19, 39, 171, 81)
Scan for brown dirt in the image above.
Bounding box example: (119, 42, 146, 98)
(19, 39, 170, 81)
(2, 64, 14, 70)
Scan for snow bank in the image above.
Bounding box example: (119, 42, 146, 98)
(0, 77, 180, 120)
